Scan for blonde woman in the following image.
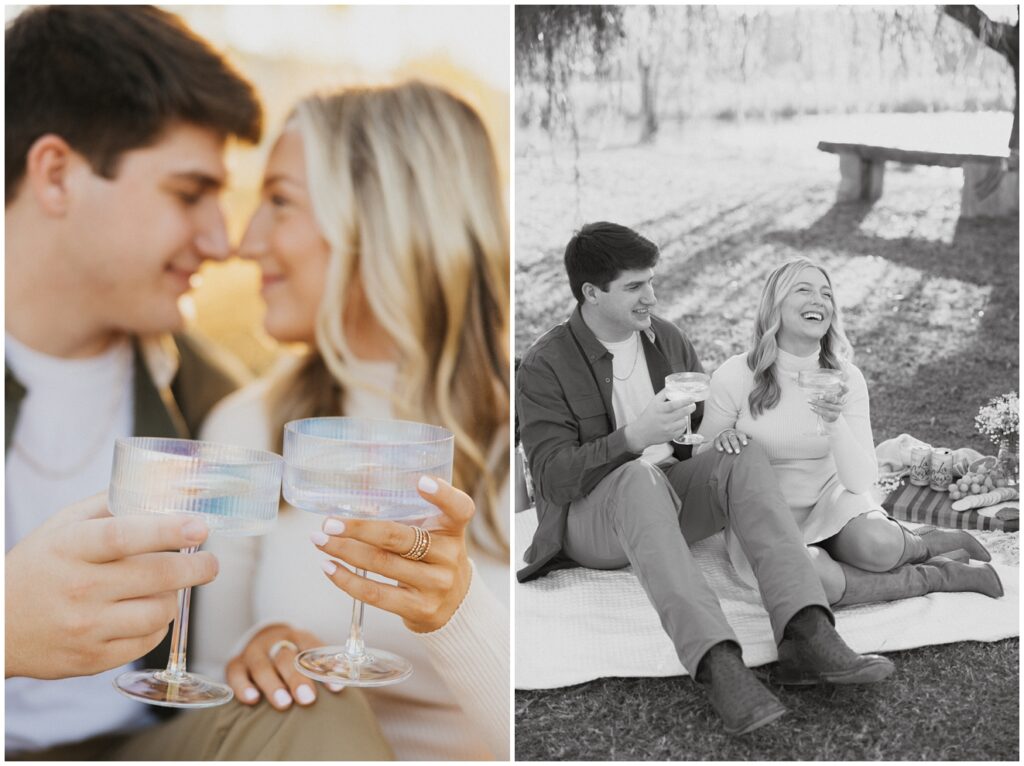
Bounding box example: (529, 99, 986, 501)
(696, 258, 1001, 610)
(192, 82, 509, 760)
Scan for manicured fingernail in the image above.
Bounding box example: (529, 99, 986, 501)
(326, 682, 344, 693)
(296, 684, 315, 705)
(323, 518, 345, 535)
(273, 689, 292, 708)
(322, 559, 337, 575)
(311, 531, 329, 546)
(242, 687, 259, 702)
(418, 475, 439, 494)
(182, 519, 207, 543)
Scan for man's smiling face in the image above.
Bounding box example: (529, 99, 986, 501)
(584, 267, 657, 341)
(62, 122, 230, 335)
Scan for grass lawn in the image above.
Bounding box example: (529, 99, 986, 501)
(514, 113, 1019, 760)
(515, 640, 1019, 760)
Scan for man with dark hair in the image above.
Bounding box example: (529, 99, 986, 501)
(517, 221, 894, 736)
(5, 6, 389, 760)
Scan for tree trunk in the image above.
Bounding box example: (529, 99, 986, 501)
(942, 5, 1019, 152)
(639, 54, 658, 143)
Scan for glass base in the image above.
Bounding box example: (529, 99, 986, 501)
(295, 645, 413, 687)
(673, 433, 705, 446)
(113, 669, 233, 708)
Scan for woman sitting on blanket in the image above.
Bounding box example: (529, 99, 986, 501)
(193, 81, 510, 760)
(696, 257, 1002, 606)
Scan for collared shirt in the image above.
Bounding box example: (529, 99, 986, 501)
(516, 307, 704, 581)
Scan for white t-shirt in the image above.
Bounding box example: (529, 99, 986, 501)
(599, 333, 673, 465)
(4, 332, 154, 754)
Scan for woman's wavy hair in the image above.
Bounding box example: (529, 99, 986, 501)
(267, 81, 510, 557)
(746, 258, 853, 417)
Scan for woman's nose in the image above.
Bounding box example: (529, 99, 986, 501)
(237, 208, 268, 261)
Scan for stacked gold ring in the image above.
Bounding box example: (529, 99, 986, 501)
(401, 526, 431, 561)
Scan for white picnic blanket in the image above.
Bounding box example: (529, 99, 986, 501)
(515, 508, 1019, 690)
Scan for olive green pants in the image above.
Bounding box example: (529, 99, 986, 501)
(12, 689, 393, 761)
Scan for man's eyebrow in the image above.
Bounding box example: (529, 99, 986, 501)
(262, 172, 303, 189)
(167, 171, 224, 192)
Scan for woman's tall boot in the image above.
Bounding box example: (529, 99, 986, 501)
(891, 522, 992, 566)
(834, 556, 1003, 607)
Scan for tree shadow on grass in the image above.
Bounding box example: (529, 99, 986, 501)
(764, 203, 1018, 287)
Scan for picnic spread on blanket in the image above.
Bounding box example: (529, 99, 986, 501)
(515, 430, 1020, 690)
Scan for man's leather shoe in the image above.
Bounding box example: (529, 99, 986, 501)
(696, 642, 787, 735)
(775, 606, 895, 686)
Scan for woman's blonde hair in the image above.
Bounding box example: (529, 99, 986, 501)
(268, 81, 509, 557)
(746, 258, 852, 417)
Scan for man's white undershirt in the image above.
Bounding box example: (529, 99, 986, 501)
(599, 332, 672, 465)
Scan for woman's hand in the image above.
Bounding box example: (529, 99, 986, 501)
(808, 381, 850, 425)
(713, 428, 750, 454)
(313, 476, 474, 634)
(225, 623, 341, 710)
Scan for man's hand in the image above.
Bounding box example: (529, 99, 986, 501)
(5, 492, 219, 680)
(624, 388, 697, 453)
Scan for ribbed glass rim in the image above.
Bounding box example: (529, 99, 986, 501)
(665, 371, 710, 382)
(114, 437, 283, 467)
(283, 417, 454, 448)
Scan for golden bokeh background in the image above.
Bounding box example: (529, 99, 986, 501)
(165, 5, 511, 374)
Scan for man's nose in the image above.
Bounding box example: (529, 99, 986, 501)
(642, 285, 657, 305)
(195, 203, 230, 261)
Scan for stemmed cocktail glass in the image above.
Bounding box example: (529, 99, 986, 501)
(282, 417, 454, 687)
(665, 372, 710, 445)
(797, 369, 845, 436)
(108, 437, 282, 707)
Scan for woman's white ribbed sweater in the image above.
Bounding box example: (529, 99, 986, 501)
(696, 349, 880, 581)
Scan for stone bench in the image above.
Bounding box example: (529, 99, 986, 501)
(817, 141, 1019, 219)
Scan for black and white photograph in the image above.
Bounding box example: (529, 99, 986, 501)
(513, 4, 1019, 760)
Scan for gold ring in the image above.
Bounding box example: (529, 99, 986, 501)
(268, 639, 299, 660)
(400, 526, 431, 561)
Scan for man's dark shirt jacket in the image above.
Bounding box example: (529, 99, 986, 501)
(516, 306, 705, 582)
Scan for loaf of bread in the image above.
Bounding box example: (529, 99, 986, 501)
(951, 486, 1019, 511)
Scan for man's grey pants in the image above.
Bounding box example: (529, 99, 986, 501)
(563, 442, 830, 675)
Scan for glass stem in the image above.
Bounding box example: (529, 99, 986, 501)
(164, 545, 198, 680)
(682, 414, 693, 439)
(344, 568, 368, 661)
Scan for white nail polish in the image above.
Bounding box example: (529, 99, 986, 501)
(273, 689, 292, 707)
(311, 531, 328, 546)
(322, 559, 337, 575)
(296, 685, 315, 705)
(418, 475, 439, 494)
(326, 682, 345, 693)
(242, 687, 259, 702)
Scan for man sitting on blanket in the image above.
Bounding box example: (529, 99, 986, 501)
(516, 222, 895, 736)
